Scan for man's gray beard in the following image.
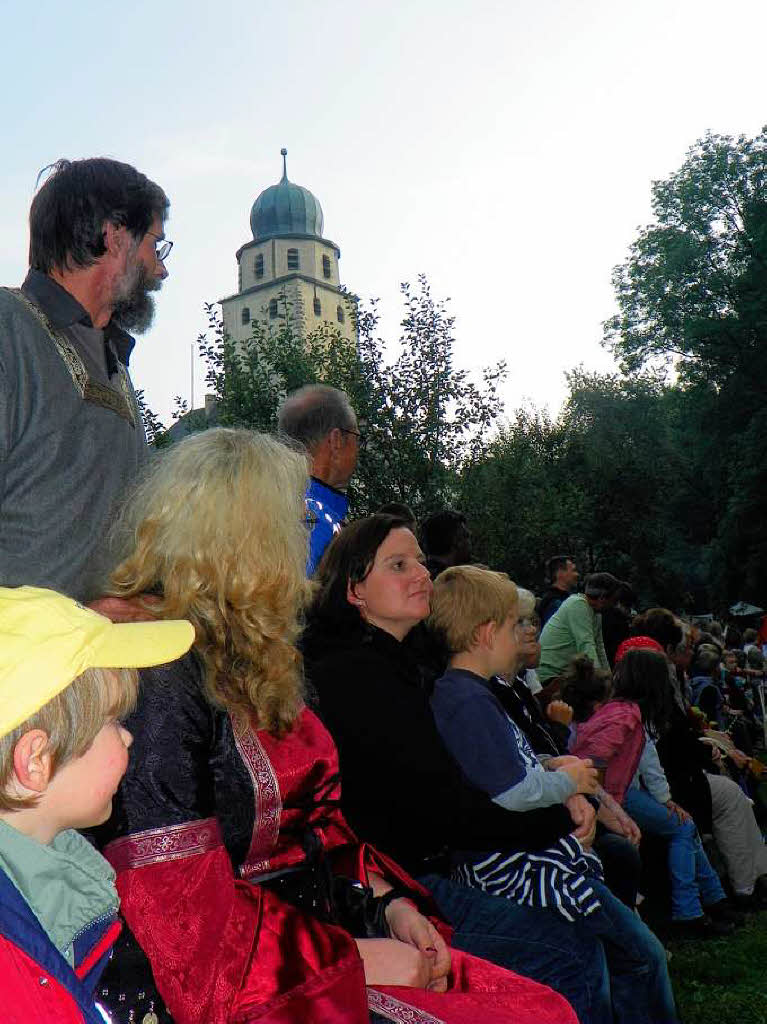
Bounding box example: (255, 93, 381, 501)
(111, 259, 161, 334)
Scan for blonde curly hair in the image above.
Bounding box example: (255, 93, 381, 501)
(108, 429, 312, 735)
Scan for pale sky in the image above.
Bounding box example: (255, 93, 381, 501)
(3, 0, 766, 424)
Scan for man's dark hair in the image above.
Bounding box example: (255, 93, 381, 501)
(419, 510, 466, 557)
(583, 572, 621, 600)
(377, 502, 416, 529)
(277, 385, 356, 452)
(29, 158, 169, 273)
(547, 555, 574, 581)
(612, 648, 673, 735)
(631, 608, 683, 651)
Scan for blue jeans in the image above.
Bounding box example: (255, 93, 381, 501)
(579, 877, 678, 1024)
(623, 786, 726, 920)
(420, 872, 611, 1024)
(421, 872, 678, 1024)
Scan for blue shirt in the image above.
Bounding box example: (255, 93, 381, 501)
(305, 477, 348, 576)
(431, 669, 574, 809)
(431, 667, 603, 921)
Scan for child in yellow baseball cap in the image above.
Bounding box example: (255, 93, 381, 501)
(0, 586, 194, 1024)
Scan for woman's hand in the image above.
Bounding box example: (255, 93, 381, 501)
(384, 899, 451, 992)
(665, 799, 692, 824)
(596, 791, 641, 845)
(565, 793, 597, 845)
(355, 937, 434, 988)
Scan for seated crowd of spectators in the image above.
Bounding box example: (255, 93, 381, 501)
(3, 158, 766, 1024)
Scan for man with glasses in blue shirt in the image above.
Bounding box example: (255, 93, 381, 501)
(0, 157, 171, 601)
(277, 384, 362, 574)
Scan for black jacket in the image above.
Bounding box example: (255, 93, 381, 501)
(303, 623, 573, 875)
(654, 702, 714, 835)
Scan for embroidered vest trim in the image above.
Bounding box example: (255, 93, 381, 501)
(5, 287, 137, 427)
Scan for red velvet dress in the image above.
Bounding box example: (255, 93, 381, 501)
(97, 644, 575, 1024)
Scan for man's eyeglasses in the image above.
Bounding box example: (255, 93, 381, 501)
(147, 231, 173, 262)
(340, 427, 366, 450)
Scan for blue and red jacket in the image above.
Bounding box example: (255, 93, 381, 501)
(0, 868, 120, 1023)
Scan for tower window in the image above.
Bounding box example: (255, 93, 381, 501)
(322, 255, 331, 279)
(287, 248, 299, 270)
(241, 307, 250, 325)
(255, 254, 264, 278)
(337, 305, 345, 324)
(269, 298, 278, 319)
(313, 296, 321, 315)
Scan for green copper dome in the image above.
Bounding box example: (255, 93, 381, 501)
(250, 149, 324, 241)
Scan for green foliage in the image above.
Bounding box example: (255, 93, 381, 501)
(604, 128, 767, 397)
(603, 127, 767, 609)
(461, 371, 694, 604)
(197, 276, 506, 517)
(135, 388, 166, 445)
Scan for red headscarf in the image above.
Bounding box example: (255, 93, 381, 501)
(615, 635, 664, 663)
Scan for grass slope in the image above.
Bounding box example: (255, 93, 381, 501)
(668, 913, 767, 1023)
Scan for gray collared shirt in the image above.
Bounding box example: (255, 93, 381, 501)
(0, 271, 147, 601)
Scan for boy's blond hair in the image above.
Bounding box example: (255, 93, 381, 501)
(430, 565, 518, 654)
(0, 666, 137, 811)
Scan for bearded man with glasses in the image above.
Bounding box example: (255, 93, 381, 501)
(0, 157, 171, 601)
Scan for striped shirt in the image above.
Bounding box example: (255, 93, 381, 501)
(453, 834, 604, 923)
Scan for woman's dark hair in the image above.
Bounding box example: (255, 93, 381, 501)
(304, 514, 410, 651)
(29, 158, 169, 273)
(631, 608, 683, 651)
(560, 654, 611, 723)
(612, 648, 673, 734)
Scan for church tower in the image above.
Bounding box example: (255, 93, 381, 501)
(220, 149, 356, 346)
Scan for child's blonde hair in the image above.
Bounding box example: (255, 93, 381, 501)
(430, 565, 518, 654)
(0, 666, 138, 811)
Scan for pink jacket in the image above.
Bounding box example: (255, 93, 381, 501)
(572, 701, 645, 804)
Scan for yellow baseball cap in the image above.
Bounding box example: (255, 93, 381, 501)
(0, 586, 195, 739)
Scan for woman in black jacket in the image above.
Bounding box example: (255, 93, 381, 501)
(303, 514, 637, 1024)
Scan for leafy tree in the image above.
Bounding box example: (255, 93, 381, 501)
(135, 388, 166, 445)
(604, 129, 767, 402)
(461, 371, 690, 603)
(198, 275, 506, 516)
(604, 128, 767, 608)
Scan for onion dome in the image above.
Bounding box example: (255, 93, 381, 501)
(250, 149, 324, 240)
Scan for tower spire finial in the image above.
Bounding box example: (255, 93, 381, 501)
(280, 147, 288, 182)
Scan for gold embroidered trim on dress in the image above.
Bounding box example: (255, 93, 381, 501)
(4, 287, 136, 427)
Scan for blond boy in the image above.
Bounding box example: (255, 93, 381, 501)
(428, 566, 679, 1020)
(0, 586, 193, 1024)
(429, 566, 596, 813)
